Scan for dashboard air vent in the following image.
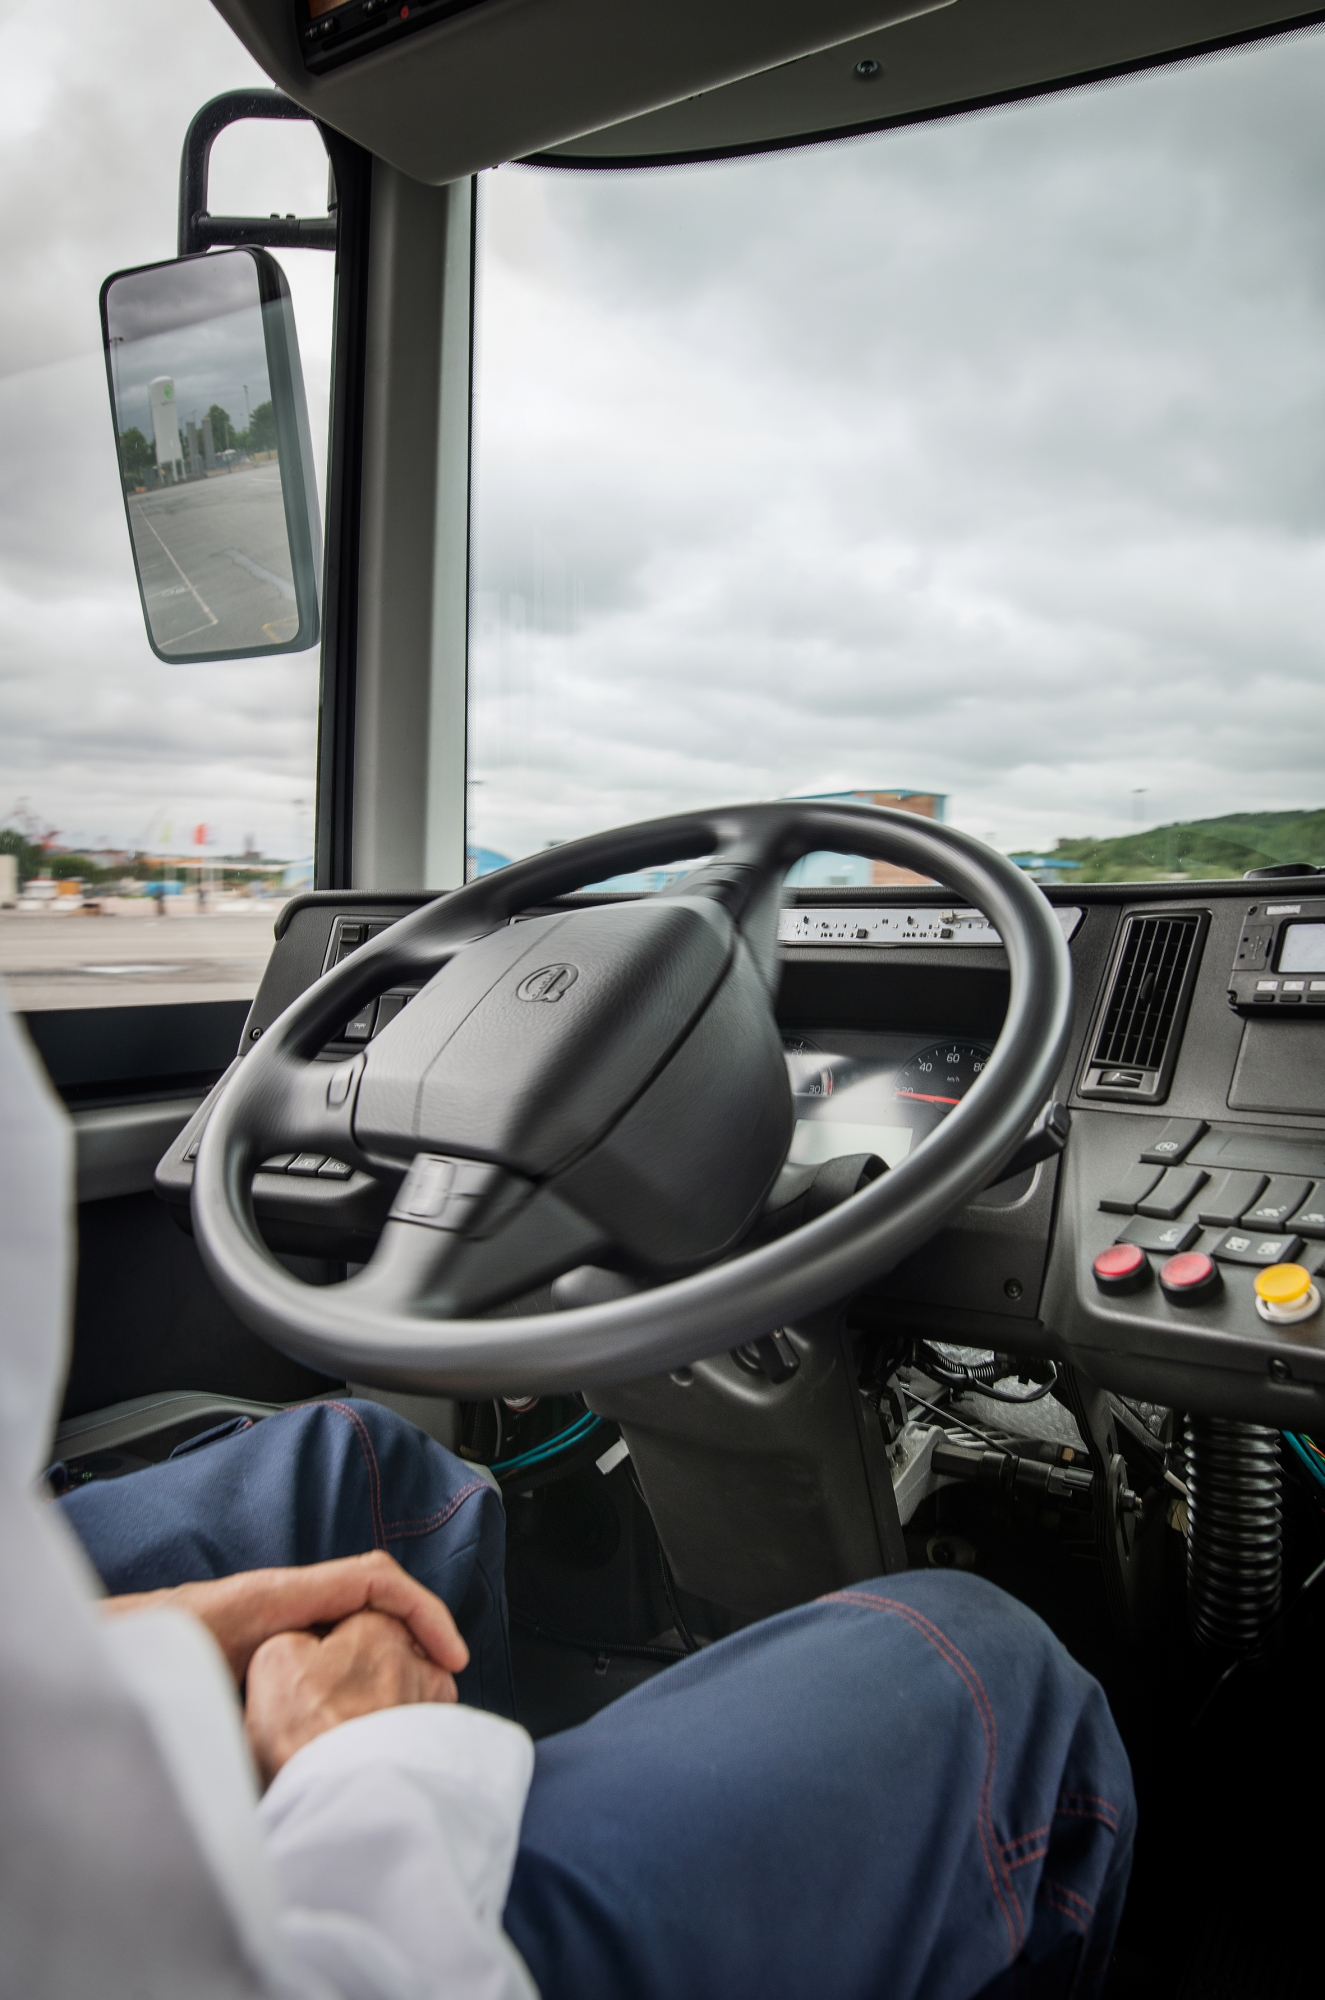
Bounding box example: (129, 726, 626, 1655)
(1079, 912, 1206, 1104)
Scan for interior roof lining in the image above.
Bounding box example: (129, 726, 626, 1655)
(522, 5, 1325, 173)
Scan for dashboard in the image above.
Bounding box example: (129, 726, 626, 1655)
(156, 875, 1325, 1428)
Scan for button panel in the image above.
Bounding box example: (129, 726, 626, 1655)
(1117, 1217, 1202, 1255)
(1209, 1229, 1304, 1267)
(1138, 1118, 1208, 1165)
(1228, 897, 1325, 1014)
(1197, 1171, 1269, 1227)
(1241, 1177, 1312, 1229)
(1287, 1187, 1325, 1239)
(1136, 1166, 1208, 1220)
(320, 914, 417, 1049)
(1099, 1163, 1163, 1214)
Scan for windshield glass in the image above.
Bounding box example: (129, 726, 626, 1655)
(0, 5, 331, 1009)
(470, 29, 1325, 887)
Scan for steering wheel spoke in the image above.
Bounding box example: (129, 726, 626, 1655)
(354, 1164, 609, 1319)
(253, 1049, 373, 1171)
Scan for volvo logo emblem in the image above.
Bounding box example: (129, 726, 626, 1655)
(516, 963, 579, 1003)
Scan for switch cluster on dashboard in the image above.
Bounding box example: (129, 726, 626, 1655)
(1228, 896, 1325, 1014)
(322, 916, 415, 1048)
(1086, 1115, 1325, 1335)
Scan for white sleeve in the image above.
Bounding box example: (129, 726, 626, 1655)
(258, 1705, 540, 2000)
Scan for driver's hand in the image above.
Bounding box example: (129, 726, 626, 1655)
(98, 1549, 469, 1686)
(243, 1607, 455, 1786)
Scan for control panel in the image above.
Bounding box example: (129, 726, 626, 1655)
(321, 915, 415, 1050)
(298, 0, 486, 75)
(777, 905, 1083, 948)
(1228, 896, 1325, 1015)
(1053, 1109, 1325, 1421)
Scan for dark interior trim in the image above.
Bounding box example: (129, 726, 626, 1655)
(315, 129, 374, 893)
(22, 1002, 250, 1107)
(525, 7, 1325, 171)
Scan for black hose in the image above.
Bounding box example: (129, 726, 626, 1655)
(1184, 1417, 1283, 1655)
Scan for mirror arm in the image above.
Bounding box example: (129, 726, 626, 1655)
(179, 89, 337, 258)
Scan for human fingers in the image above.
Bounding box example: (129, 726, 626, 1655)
(244, 1611, 454, 1786)
(144, 1552, 469, 1684)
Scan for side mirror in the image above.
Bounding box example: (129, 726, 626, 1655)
(101, 248, 322, 662)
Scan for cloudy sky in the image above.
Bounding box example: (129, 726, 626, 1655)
(2, 3, 1325, 865)
(469, 25, 1325, 861)
(0, 0, 329, 860)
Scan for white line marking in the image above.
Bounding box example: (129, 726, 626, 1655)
(225, 549, 296, 602)
(134, 507, 217, 632)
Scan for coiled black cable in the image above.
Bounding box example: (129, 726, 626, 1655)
(1184, 1417, 1283, 1655)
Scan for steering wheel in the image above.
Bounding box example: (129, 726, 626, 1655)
(191, 802, 1072, 1395)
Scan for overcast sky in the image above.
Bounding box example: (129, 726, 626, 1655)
(469, 25, 1325, 861)
(0, 0, 328, 860)
(2, 3, 1324, 863)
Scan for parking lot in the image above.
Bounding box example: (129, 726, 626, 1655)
(0, 905, 286, 1010)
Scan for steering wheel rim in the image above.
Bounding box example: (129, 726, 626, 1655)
(191, 801, 1073, 1395)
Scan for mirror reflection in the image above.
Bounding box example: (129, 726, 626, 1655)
(102, 249, 320, 661)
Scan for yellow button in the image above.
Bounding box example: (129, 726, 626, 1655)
(1254, 1263, 1313, 1306)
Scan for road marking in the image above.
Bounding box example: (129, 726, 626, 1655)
(225, 549, 296, 601)
(79, 964, 187, 976)
(133, 507, 218, 636)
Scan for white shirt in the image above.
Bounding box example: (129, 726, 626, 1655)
(0, 997, 539, 2000)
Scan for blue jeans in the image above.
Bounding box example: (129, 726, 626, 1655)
(60, 1400, 1135, 2000)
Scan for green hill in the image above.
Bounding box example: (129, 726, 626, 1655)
(1030, 808, 1325, 884)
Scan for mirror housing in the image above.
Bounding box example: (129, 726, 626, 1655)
(101, 248, 321, 662)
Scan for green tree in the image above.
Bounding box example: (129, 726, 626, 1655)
(208, 403, 235, 452)
(0, 826, 42, 882)
(247, 399, 277, 452)
(117, 427, 153, 484)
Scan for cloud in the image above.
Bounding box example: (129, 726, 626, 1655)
(0, 0, 331, 858)
(3, 6, 1325, 872)
(470, 29, 1325, 860)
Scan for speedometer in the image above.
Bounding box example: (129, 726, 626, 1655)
(893, 1041, 991, 1120)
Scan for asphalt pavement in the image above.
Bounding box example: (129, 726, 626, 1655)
(128, 462, 299, 654)
(0, 907, 284, 1010)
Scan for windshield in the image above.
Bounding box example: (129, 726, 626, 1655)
(469, 28, 1325, 887)
(0, 5, 331, 1010)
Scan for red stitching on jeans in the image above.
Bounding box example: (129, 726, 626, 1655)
(825, 1591, 1022, 1958)
(386, 1479, 486, 1539)
(1057, 1793, 1119, 1827)
(1042, 1882, 1091, 1933)
(322, 1401, 386, 1549)
(1005, 1846, 1048, 1873)
(1003, 1822, 1052, 1851)
(1045, 1880, 1094, 1918)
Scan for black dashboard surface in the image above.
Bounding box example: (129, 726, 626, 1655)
(155, 875, 1325, 1425)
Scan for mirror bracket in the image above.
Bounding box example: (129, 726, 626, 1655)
(179, 88, 338, 257)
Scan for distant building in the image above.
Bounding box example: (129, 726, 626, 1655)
(784, 789, 948, 888)
(1009, 854, 1083, 885)
(466, 844, 512, 880)
(149, 377, 184, 483)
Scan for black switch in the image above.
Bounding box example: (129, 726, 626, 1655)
(1198, 1171, 1269, 1227)
(1210, 1228, 1304, 1266)
(1138, 1118, 1208, 1166)
(1099, 1163, 1163, 1214)
(1117, 1217, 1201, 1255)
(1287, 1186, 1325, 1240)
(1242, 1177, 1312, 1228)
(342, 1001, 378, 1042)
(1136, 1166, 1208, 1219)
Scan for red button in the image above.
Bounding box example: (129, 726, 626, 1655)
(1093, 1243, 1149, 1294)
(1159, 1250, 1221, 1304)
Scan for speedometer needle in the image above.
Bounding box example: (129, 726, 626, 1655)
(895, 1090, 962, 1105)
